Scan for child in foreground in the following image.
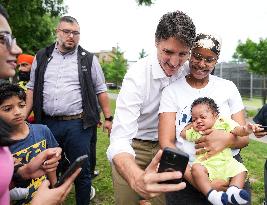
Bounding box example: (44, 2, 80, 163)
(181, 97, 262, 205)
(0, 83, 59, 205)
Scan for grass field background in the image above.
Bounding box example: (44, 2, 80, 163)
(64, 98, 266, 205)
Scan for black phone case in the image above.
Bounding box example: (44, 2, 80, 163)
(54, 154, 88, 188)
(260, 125, 267, 132)
(158, 147, 189, 184)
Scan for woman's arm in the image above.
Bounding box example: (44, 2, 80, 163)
(158, 112, 177, 149)
(230, 110, 249, 149)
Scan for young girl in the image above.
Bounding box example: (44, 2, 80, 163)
(181, 97, 262, 205)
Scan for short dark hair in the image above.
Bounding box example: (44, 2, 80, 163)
(191, 97, 219, 115)
(0, 117, 14, 146)
(155, 10, 196, 47)
(0, 82, 26, 105)
(59, 16, 79, 25)
(0, 4, 9, 19)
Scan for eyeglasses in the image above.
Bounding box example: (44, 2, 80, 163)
(191, 52, 217, 64)
(0, 32, 17, 51)
(58, 29, 80, 36)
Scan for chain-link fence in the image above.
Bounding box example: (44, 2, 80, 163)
(214, 62, 266, 99)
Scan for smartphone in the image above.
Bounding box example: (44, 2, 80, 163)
(259, 125, 267, 132)
(54, 154, 88, 188)
(158, 147, 189, 184)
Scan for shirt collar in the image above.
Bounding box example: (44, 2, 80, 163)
(151, 52, 168, 80)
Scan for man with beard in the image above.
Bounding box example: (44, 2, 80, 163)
(26, 16, 112, 205)
(17, 54, 34, 89)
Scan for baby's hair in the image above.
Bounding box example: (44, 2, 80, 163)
(191, 97, 219, 115)
(0, 82, 26, 105)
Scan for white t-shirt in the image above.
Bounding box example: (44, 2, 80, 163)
(107, 52, 189, 161)
(159, 74, 244, 162)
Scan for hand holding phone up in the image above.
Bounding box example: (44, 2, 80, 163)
(158, 147, 189, 184)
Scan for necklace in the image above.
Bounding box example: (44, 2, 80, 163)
(186, 74, 209, 89)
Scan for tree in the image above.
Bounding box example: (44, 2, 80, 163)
(234, 38, 267, 104)
(139, 48, 148, 59)
(1, 0, 66, 54)
(136, 0, 155, 6)
(101, 45, 127, 86)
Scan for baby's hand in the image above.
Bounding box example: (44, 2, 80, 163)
(249, 123, 263, 133)
(244, 123, 261, 134)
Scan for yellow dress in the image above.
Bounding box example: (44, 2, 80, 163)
(186, 117, 247, 181)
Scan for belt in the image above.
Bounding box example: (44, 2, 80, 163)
(133, 138, 158, 143)
(44, 112, 83, 121)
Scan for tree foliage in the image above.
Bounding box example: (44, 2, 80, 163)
(139, 48, 148, 59)
(234, 38, 267, 104)
(136, 0, 155, 6)
(101, 46, 127, 86)
(1, 0, 66, 54)
(234, 38, 267, 75)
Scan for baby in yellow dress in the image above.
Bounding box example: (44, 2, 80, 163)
(181, 97, 262, 205)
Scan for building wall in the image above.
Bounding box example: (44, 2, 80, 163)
(214, 62, 266, 98)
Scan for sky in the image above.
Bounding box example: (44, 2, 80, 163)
(64, 0, 267, 62)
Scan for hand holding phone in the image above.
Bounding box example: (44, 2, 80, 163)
(158, 147, 189, 184)
(54, 155, 88, 188)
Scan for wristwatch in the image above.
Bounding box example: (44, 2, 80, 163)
(105, 116, 113, 122)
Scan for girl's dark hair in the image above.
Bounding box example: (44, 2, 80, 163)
(0, 82, 26, 105)
(191, 97, 219, 115)
(0, 117, 14, 146)
(0, 4, 9, 19)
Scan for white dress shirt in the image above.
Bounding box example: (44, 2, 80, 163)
(107, 52, 189, 161)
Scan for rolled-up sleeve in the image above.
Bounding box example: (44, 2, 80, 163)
(91, 56, 107, 94)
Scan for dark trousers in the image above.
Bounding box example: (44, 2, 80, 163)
(44, 118, 96, 205)
(166, 153, 251, 205)
(89, 130, 97, 175)
(265, 160, 267, 203)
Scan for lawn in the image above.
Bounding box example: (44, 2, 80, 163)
(243, 97, 263, 110)
(64, 99, 266, 205)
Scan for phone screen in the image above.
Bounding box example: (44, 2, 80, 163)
(54, 154, 88, 188)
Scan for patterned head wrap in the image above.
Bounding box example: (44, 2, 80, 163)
(193, 33, 221, 56)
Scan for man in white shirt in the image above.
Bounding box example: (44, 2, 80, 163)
(107, 10, 196, 205)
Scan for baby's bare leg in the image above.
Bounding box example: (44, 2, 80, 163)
(192, 163, 228, 205)
(226, 172, 250, 204)
(229, 171, 246, 188)
(191, 163, 211, 195)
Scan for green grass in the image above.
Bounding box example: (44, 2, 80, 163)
(241, 140, 267, 204)
(243, 97, 263, 109)
(242, 97, 263, 117)
(64, 99, 266, 205)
